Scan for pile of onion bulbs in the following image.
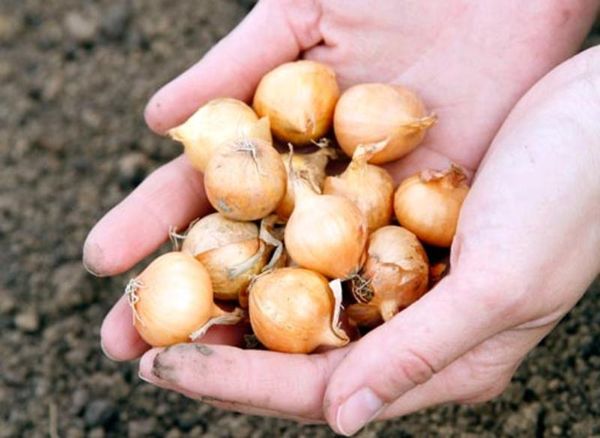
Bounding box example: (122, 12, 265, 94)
(122, 60, 470, 354)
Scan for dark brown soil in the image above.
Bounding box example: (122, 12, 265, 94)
(0, 1, 598, 436)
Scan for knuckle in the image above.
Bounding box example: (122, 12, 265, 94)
(388, 347, 436, 391)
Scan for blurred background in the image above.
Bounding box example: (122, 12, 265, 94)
(0, 1, 598, 436)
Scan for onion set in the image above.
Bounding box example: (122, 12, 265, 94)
(394, 165, 469, 247)
(126, 252, 241, 347)
(334, 83, 436, 164)
(284, 167, 368, 279)
(168, 98, 271, 172)
(248, 268, 349, 353)
(253, 61, 340, 144)
(349, 226, 429, 325)
(204, 138, 286, 221)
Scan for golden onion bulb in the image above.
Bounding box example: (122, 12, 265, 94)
(248, 268, 348, 353)
(334, 83, 436, 164)
(168, 98, 271, 172)
(394, 166, 469, 247)
(127, 252, 233, 347)
(349, 226, 429, 325)
(204, 138, 286, 221)
(284, 177, 368, 279)
(253, 60, 340, 144)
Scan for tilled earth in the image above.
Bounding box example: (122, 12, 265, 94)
(1, 1, 599, 436)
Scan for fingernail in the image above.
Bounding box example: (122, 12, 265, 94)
(335, 388, 385, 436)
(82, 239, 108, 277)
(100, 339, 119, 361)
(82, 257, 104, 277)
(138, 371, 151, 383)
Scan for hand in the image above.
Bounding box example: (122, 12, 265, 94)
(83, 0, 599, 434)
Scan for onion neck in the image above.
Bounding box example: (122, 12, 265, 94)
(292, 174, 319, 205)
(319, 325, 350, 348)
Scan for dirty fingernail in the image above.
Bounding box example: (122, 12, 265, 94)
(335, 388, 385, 436)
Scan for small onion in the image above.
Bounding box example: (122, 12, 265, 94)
(180, 213, 268, 301)
(284, 174, 368, 279)
(253, 60, 340, 144)
(168, 98, 272, 172)
(323, 142, 394, 232)
(126, 252, 241, 347)
(204, 138, 286, 221)
(394, 165, 469, 247)
(276, 147, 337, 219)
(248, 268, 349, 353)
(334, 83, 436, 164)
(349, 226, 429, 325)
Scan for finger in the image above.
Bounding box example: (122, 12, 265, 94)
(138, 343, 347, 420)
(377, 321, 558, 420)
(144, 0, 323, 133)
(323, 275, 510, 436)
(83, 155, 209, 277)
(101, 296, 248, 361)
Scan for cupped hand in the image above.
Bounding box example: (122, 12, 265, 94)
(83, 0, 599, 435)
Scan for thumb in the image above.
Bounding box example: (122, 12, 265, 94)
(324, 274, 509, 436)
(144, 0, 323, 134)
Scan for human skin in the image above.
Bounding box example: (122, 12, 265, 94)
(83, 0, 600, 435)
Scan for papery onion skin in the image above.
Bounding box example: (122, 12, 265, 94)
(168, 98, 272, 172)
(276, 147, 337, 219)
(353, 226, 429, 324)
(130, 252, 222, 347)
(253, 61, 340, 144)
(248, 268, 348, 353)
(323, 145, 394, 232)
(204, 139, 287, 221)
(181, 213, 258, 255)
(394, 166, 469, 247)
(197, 240, 269, 301)
(284, 180, 368, 279)
(334, 83, 436, 164)
(180, 214, 270, 301)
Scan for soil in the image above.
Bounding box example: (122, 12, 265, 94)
(0, 1, 599, 436)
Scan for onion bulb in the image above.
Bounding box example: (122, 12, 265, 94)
(284, 172, 368, 279)
(253, 61, 340, 144)
(204, 138, 286, 221)
(323, 142, 394, 232)
(334, 83, 436, 164)
(248, 268, 349, 353)
(349, 226, 429, 325)
(126, 252, 241, 347)
(168, 98, 272, 172)
(180, 213, 268, 301)
(394, 165, 469, 247)
(276, 147, 337, 219)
